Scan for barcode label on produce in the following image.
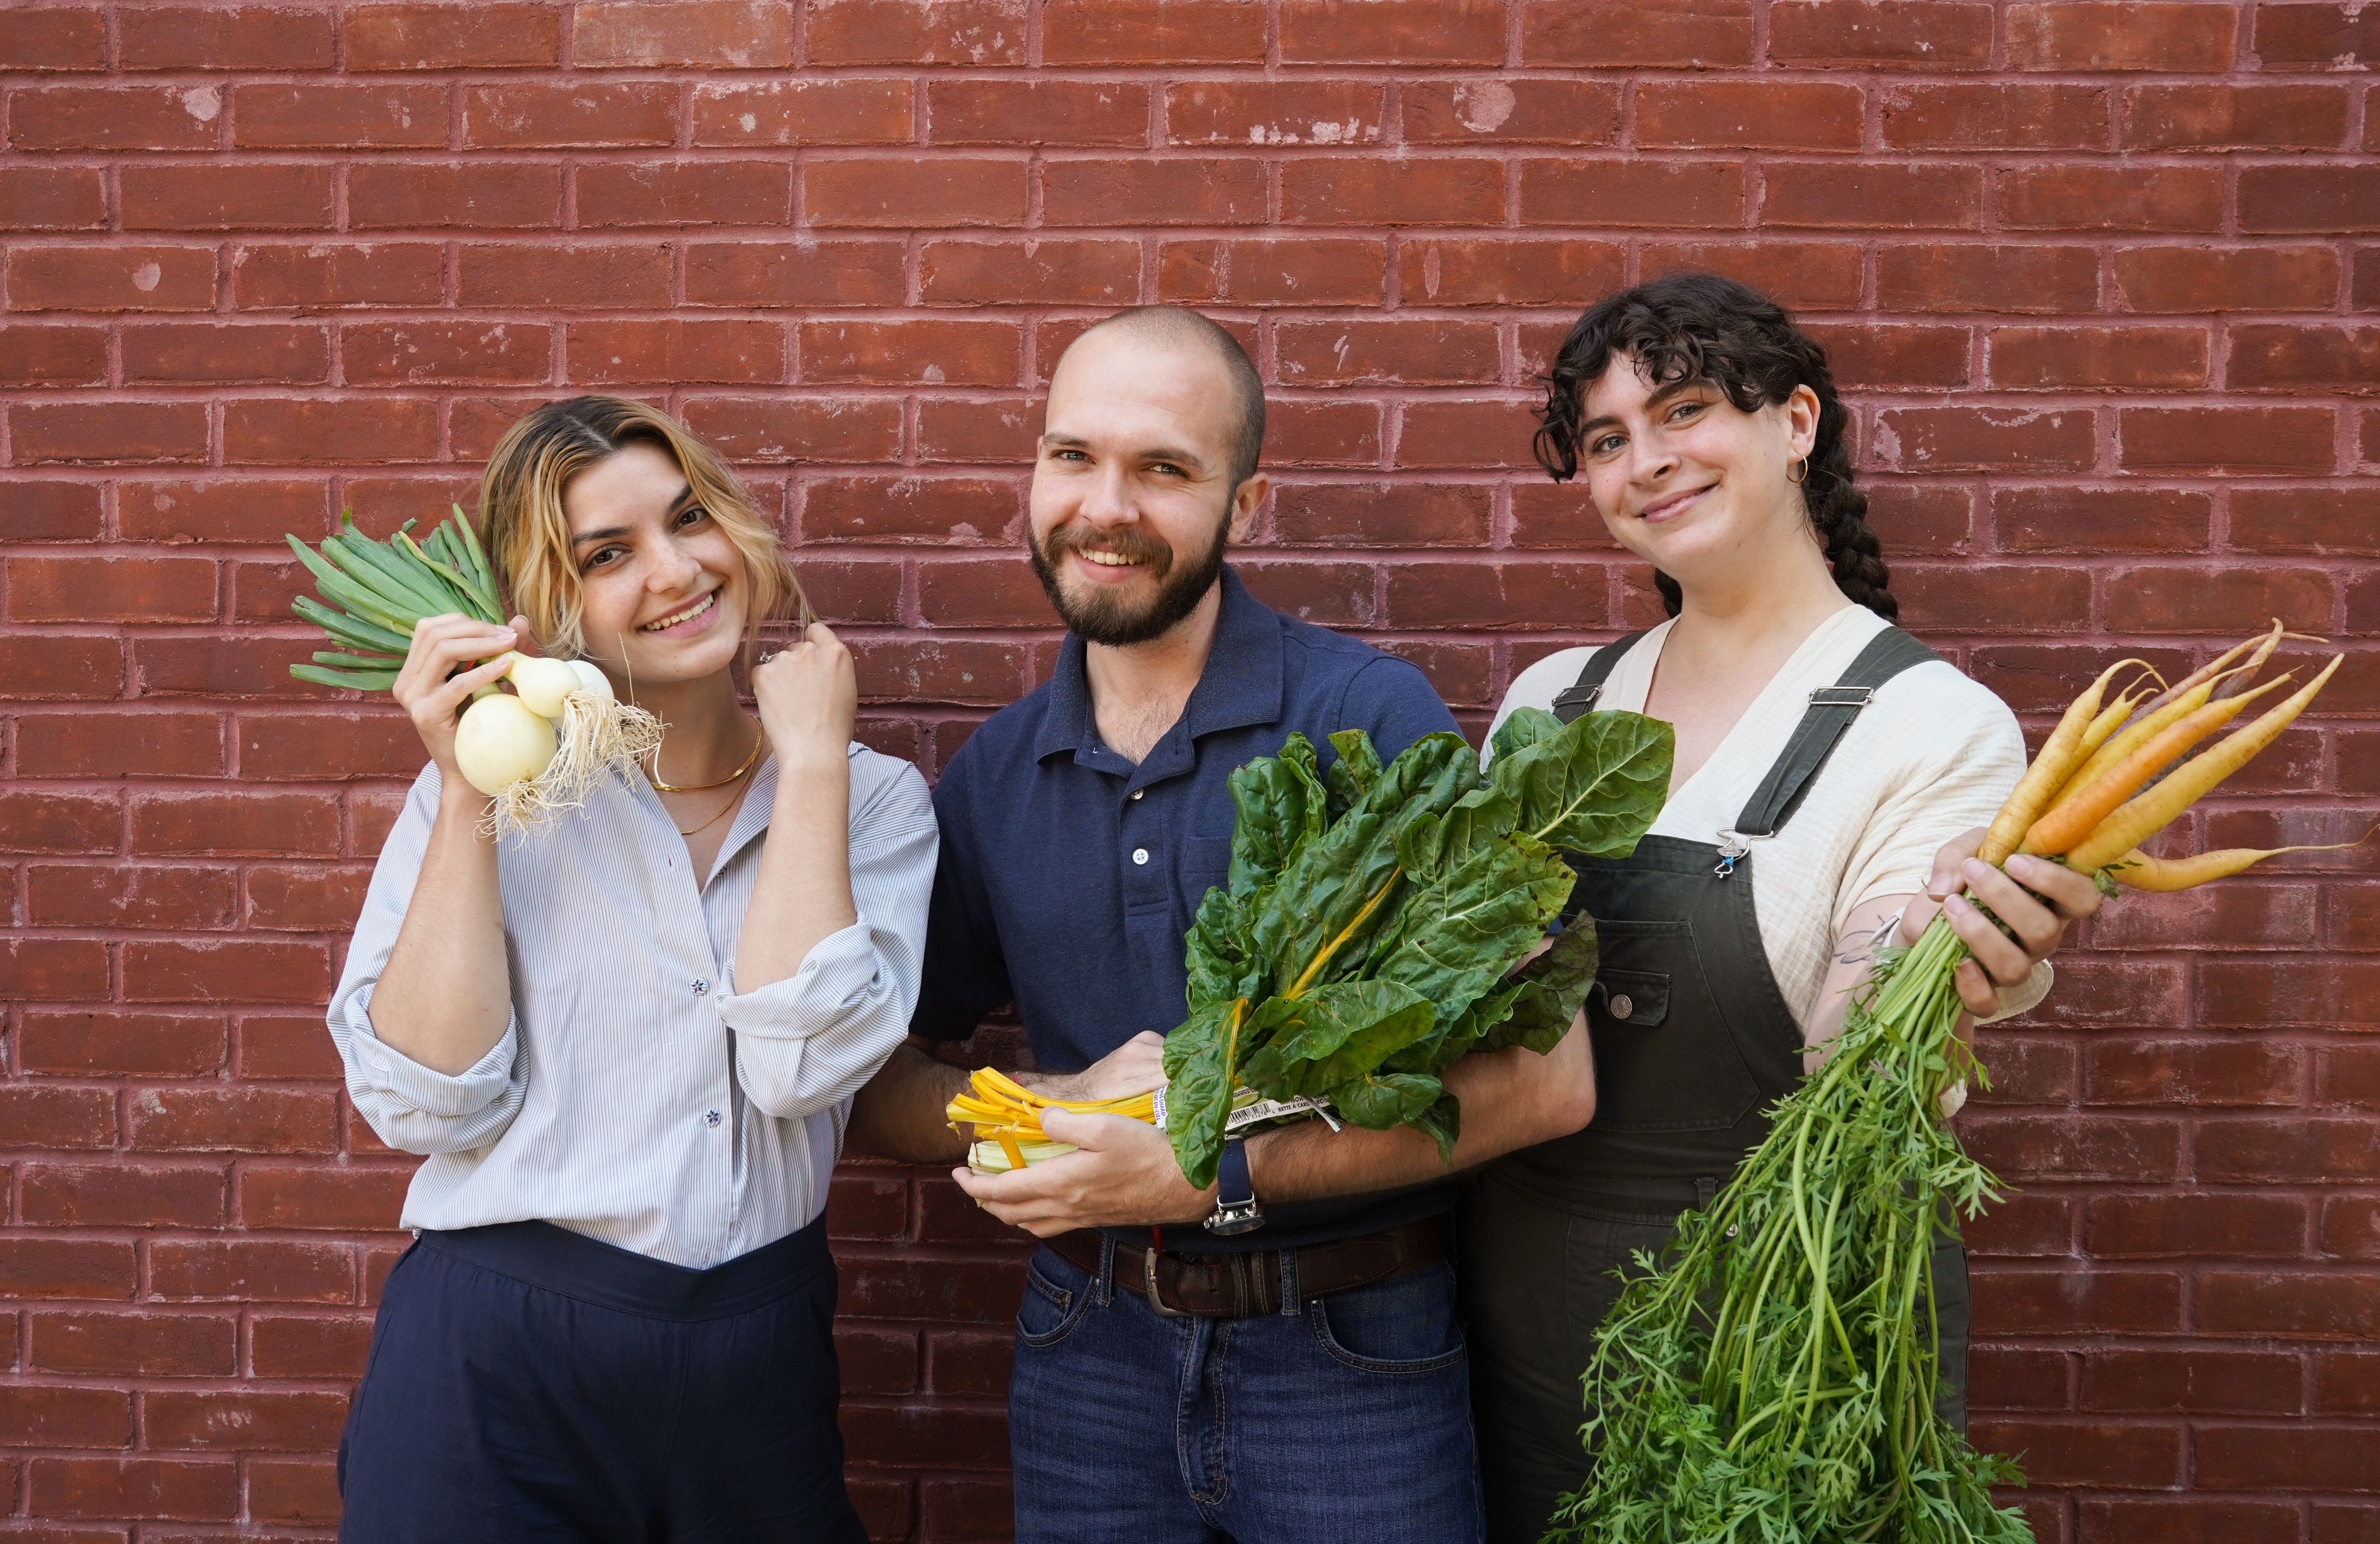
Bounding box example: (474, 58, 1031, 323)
(1153, 1089, 1334, 1133)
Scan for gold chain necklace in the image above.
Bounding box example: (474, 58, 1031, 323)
(648, 724, 764, 793)
(665, 763, 753, 838)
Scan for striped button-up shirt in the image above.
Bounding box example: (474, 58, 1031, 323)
(328, 744, 937, 1269)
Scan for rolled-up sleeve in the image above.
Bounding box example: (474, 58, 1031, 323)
(327, 766, 530, 1155)
(722, 761, 938, 1120)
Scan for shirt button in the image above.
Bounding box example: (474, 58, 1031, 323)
(692, 979, 710, 996)
(704, 1110, 722, 1128)
(1131, 848, 1149, 866)
(1130, 789, 1145, 801)
(1610, 993, 1634, 1019)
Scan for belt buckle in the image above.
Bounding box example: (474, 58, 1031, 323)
(1141, 1247, 1188, 1318)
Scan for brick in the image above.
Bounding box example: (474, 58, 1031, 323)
(0, 1085, 116, 1149)
(928, 1330, 1011, 1397)
(1962, 1114, 2182, 1183)
(843, 1404, 1010, 1471)
(916, 557, 1046, 628)
(2084, 1037, 2301, 1105)
(123, 323, 330, 386)
(849, 639, 1035, 706)
(2080, 1498, 2307, 1541)
(1270, 401, 1384, 468)
(1273, 483, 1492, 547)
(1962, 1190, 2073, 1257)
(1158, 238, 1388, 306)
(1, 937, 110, 999)
(2257, 2, 2380, 68)
(805, 158, 1026, 228)
(683, 240, 906, 307)
(2126, 83, 2351, 150)
(1769, 0, 1995, 67)
(1279, 0, 1505, 62)
(1965, 1418, 2182, 1488)
(0, 323, 107, 387)
(931, 79, 1148, 147)
(0, 480, 104, 539)
(461, 81, 677, 149)
(1521, 0, 1755, 66)
(1402, 79, 1622, 145)
(680, 397, 905, 464)
(2198, 1118, 2380, 1182)
(1276, 319, 1499, 386)
(27, 1456, 238, 1521)
(1991, 487, 2210, 553)
(1882, 83, 2109, 149)
(920, 238, 1139, 307)
(224, 398, 441, 465)
(346, 4, 561, 68)
(145, 1389, 349, 1452)
(18, 1010, 225, 1077)
(1639, 81, 1864, 150)
(0, 165, 106, 230)
(11, 553, 216, 621)
(121, 6, 330, 66)
(230, 83, 446, 150)
(1521, 158, 1741, 227)
(1641, 241, 1863, 311)
(131, 1088, 339, 1154)
(1394, 399, 1536, 470)
(1234, 560, 1381, 628)
(2242, 165, 2380, 233)
(2086, 1193, 2308, 1258)
(2120, 406, 2335, 474)
(8, 245, 218, 313)
(10, 402, 208, 467)
(10, 85, 223, 152)
(1872, 408, 2094, 474)
(130, 790, 340, 857)
(25, 862, 236, 929)
(572, 0, 793, 66)
(555, 319, 780, 386)
(2327, 1045, 2380, 1106)
(1970, 1346, 2070, 1410)
(249, 1454, 341, 1523)
(0, 1385, 133, 1449)
(914, 401, 1037, 464)
(2230, 324, 2380, 393)
(1041, 0, 1258, 65)
(350, 162, 562, 230)
(120, 164, 332, 233)
(151, 1240, 352, 1303)
(1803, 323, 1969, 388)
(242, 1164, 417, 1230)
(811, 0, 1029, 65)
(249, 1313, 374, 1379)
(800, 474, 1018, 543)
(577, 159, 791, 228)
(1998, 165, 2223, 232)
(1385, 560, 1606, 630)
(1166, 80, 1383, 147)
(22, 1164, 226, 1228)
(0, 7, 107, 70)
(800, 319, 1018, 387)
(0, 1240, 137, 1302)
(457, 242, 670, 308)
(691, 79, 912, 146)
(2196, 1425, 2380, 1490)
(30, 1314, 236, 1378)
(243, 863, 374, 931)
(1989, 325, 2208, 390)
(123, 939, 332, 1004)
(2113, 245, 2340, 311)
(2007, 1, 2236, 69)
(1047, 157, 1268, 226)
(232, 242, 444, 309)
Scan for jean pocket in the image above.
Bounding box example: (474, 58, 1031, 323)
(1017, 1250, 1093, 1350)
(1308, 1262, 1467, 1376)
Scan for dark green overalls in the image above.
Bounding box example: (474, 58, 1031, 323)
(1461, 626, 1974, 1544)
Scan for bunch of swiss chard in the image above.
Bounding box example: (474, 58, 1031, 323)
(1160, 708, 1671, 1190)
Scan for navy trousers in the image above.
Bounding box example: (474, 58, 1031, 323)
(337, 1218, 866, 1544)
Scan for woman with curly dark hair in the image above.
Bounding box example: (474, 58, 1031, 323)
(1462, 273, 2103, 1540)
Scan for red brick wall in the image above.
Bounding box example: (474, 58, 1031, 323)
(1, 0, 2373, 1537)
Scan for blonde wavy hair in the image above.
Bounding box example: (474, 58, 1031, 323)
(476, 396, 809, 664)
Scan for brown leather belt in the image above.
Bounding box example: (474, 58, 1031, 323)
(1044, 1216, 1446, 1319)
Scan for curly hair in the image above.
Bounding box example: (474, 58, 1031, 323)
(1531, 271, 1892, 620)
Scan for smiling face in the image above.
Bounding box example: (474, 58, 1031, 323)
(1028, 325, 1268, 647)
(563, 439, 749, 686)
(1574, 356, 1821, 595)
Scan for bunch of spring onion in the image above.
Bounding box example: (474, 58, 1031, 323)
(287, 507, 660, 839)
(1554, 622, 2346, 1544)
(946, 1068, 1158, 1174)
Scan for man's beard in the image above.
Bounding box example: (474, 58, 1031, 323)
(1029, 516, 1229, 647)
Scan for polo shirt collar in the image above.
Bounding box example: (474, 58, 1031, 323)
(1032, 565, 1285, 767)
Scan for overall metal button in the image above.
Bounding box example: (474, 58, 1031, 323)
(1609, 992, 1634, 1019)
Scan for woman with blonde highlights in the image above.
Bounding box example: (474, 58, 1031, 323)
(327, 396, 932, 1542)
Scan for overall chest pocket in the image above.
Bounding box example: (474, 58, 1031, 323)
(1584, 918, 1761, 1134)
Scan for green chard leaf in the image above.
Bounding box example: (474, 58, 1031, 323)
(1162, 998, 1254, 1191)
(1184, 884, 1264, 1011)
(1489, 704, 1564, 761)
(1226, 733, 1327, 897)
(1324, 728, 1383, 824)
(1327, 1070, 1444, 1130)
(1491, 708, 1673, 860)
(1408, 1094, 1462, 1165)
(1364, 828, 1575, 1022)
(1475, 917, 1599, 1055)
(1237, 979, 1437, 1101)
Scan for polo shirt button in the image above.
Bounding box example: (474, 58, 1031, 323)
(1131, 789, 1145, 801)
(1132, 848, 1149, 865)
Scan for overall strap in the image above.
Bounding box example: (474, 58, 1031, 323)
(1551, 630, 1657, 724)
(1732, 626, 1943, 838)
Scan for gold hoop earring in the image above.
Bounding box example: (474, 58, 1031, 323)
(1786, 458, 1809, 484)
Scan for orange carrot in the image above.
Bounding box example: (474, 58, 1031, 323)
(2050, 667, 2245, 813)
(1979, 658, 2148, 865)
(2021, 675, 2293, 856)
(2066, 655, 2343, 872)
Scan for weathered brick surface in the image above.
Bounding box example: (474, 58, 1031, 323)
(0, 3, 2370, 1539)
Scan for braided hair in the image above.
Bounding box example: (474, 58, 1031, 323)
(1531, 272, 1892, 620)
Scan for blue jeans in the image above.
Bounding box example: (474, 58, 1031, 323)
(1009, 1240, 1485, 1544)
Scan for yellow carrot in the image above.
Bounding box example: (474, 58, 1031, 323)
(2111, 832, 2372, 891)
(2021, 674, 2293, 856)
(1979, 658, 2149, 865)
(2049, 668, 2244, 814)
(2067, 655, 2343, 872)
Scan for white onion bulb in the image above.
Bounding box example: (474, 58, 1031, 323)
(453, 692, 557, 796)
(506, 655, 581, 719)
(567, 659, 614, 700)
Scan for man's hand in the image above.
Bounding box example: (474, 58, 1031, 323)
(1020, 1031, 1167, 1103)
(1911, 826, 2103, 1017)
(952, 1108, 1212, 1238)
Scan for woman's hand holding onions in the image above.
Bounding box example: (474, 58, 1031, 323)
(393, 612, 526, 799)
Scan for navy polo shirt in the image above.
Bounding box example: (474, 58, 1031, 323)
(913, 566, 1462, 1251)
